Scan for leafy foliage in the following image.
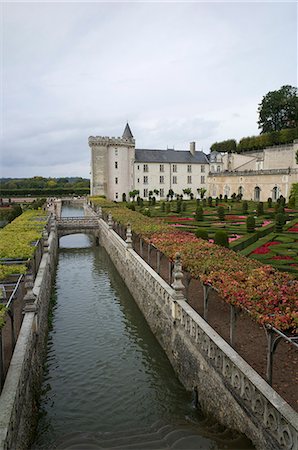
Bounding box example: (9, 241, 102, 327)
(257, 85, 298, 133)
(210, 139, 237, 153)
(214, 230, 229, 248)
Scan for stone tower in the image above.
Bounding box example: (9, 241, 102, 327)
(88, 124, 135, 200)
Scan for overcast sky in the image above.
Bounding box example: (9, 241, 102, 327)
(1, 1, 297, 178)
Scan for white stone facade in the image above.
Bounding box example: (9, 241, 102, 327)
(134, 161, 208, 199)
(88, 126, 298, 202)
(209, 141, 298, 201)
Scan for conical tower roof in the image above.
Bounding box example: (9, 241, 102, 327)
(122, 123, 133, 139)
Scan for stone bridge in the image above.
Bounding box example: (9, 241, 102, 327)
(56, 217, 100, 239)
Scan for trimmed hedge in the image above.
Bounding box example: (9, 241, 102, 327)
(0, 188, 89, 197)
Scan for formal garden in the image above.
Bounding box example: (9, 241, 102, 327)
(89, 193, 298, 409)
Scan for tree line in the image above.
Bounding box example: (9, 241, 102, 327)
(211, 85, 298, 153)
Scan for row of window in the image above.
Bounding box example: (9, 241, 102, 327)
(210, 165, 221, 172)
(115, 162, 208, 173)
(139, 175, 205, 185)
(139, 164, 206, 173)
(116, 175, 206, 185)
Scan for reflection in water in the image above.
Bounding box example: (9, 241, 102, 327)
(33, 208, 253, 449)
(61, 204, 85, 218)
(34, 234, 199, 447)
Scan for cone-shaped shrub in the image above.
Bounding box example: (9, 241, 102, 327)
(214, 230, 229, 248)
(275, 213, 285, 232)
(195, 228, 209, 240)
(267, 197, 272, 208)
(195, 206, 204, 221)
(246, 215, 255, 232)
(242, 201, 248, 214)
(257, 202, 264, 216)
(217, 206, 225, 221)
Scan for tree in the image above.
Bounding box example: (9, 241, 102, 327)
(197, 188, 207, 199)
(210, 139, 237, 153)
(182, 188, 192, 198)
(258, 85, 298, 133)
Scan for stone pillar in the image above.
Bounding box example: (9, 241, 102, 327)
(23, 275, 37, 314)
(171, 253, 185, 321)
(42, 229, 49, 253)
(126, 223, 132, 249)
(108, 212, 113, 229)
(171, 253, 185, 301)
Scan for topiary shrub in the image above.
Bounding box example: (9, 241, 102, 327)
(267, 197, 272, 208)
(143, 208, 151, 217)
(195, 206, 204, 221)
(196, 198, 201, 206)
(176, 199, 182, 213)
(202, 198, 207, 207)
(215, 197, 219, 206)
(122, 193, 127, 202)
(279, 195, 286, 206)
(195, 228, 209, 240)
(275, 203, 285, 214)
(217, 206, 225, 221)
(214, 230, 229, 248)
(257, 202, 264, 216)
(246, 215, 256, 233)
(224, 194, 228, 202)
(242, 200, 248, 214)
(275, 213, 285, 232)
(208, 196, 213, 207)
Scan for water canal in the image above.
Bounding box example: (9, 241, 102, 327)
(32, 206, 253, 449)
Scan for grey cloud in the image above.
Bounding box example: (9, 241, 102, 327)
(2, 2, 296, 177)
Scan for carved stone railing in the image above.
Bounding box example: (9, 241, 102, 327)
(173, 300, 298, 450)
(210, 168, 298, 177)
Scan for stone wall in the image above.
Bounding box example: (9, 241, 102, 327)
(98, 217, 298, 450)
(0, 221, 58, 450)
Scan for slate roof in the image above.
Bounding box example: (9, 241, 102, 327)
(122, 123, 134, 139)
(135, 148, 209, 164)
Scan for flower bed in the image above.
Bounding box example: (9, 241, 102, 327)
(92, 198, 298, 333)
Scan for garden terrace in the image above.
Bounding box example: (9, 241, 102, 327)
(90, 198, 298, 411)
(90, 197, 297, 334)
(0, 210, 49, 390)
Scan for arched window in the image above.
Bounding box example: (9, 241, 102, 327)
(272, 186, 280, 201)
(254, 186, 261, 201)
(224, 185, 230, 197)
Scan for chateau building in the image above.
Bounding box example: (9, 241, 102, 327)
(88, 124, 209, 200)
(88, 124, 298, 202)
(208, 142, 298, 202)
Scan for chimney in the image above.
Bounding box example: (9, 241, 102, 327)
(190, 141, 196, 156)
